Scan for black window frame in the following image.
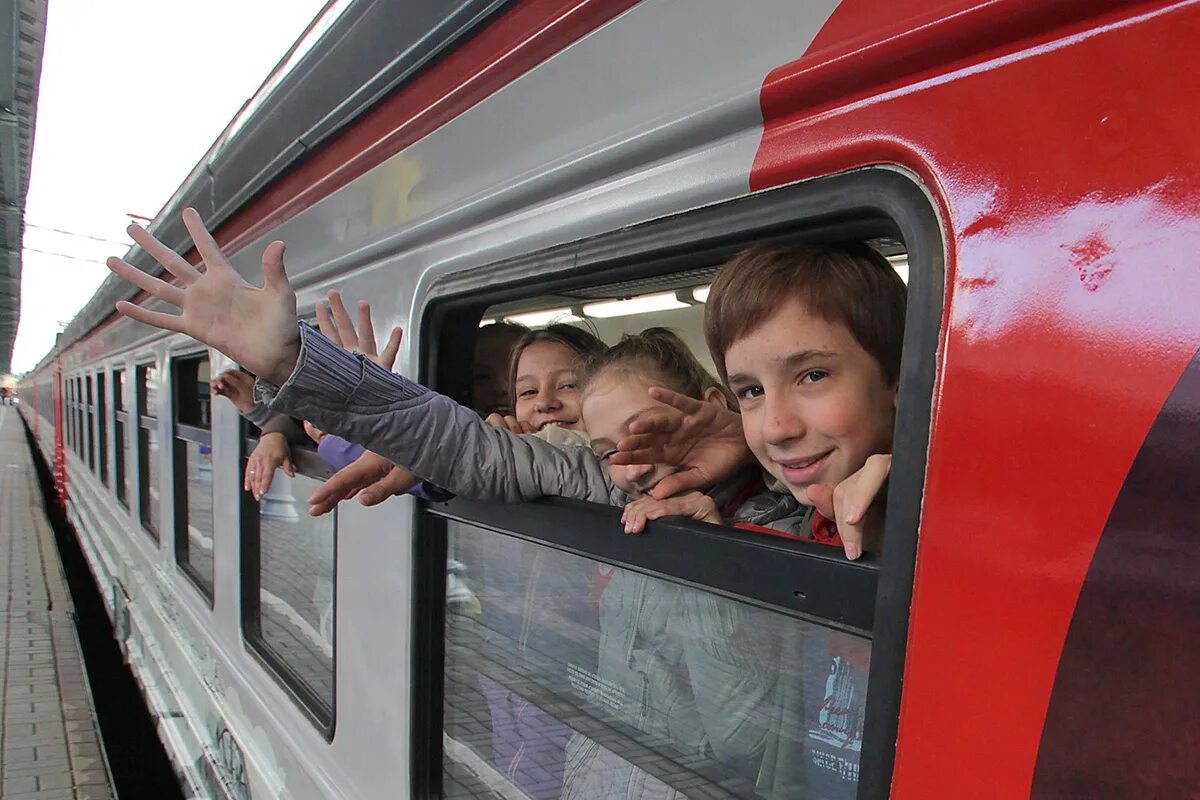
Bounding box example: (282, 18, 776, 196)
(136, 361, 160, 542)
(97, 372, 108, 486)
(172, 352, 216, 604)
(410, 169, 943, 799)
(114, 367, 129, 508)
(239, 422, 338, 736)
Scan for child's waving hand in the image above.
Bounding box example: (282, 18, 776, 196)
(106, 208, 300, 384)
(210, 369, 256, 413)
(315, 290, 404, 371)
(611, 387, 751, 499)
(621, 491, 722, 535)
(807, 454, 890, 561)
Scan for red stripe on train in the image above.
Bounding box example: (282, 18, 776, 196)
(754, 0, 1200, 795)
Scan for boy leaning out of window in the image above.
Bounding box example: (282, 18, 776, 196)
(616, 243, 905, 560)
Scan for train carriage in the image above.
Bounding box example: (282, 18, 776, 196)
(16, 1, 1200, 798)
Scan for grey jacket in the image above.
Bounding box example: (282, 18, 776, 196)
(257, 324, 625, 506)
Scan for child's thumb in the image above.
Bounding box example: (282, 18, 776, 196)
(806, 483, 835, 520)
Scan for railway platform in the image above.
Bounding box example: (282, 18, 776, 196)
(0, 407, 116, 800)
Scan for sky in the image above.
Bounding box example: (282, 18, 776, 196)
(11, 0, 330, 374)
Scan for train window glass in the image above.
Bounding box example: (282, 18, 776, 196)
(114, 369, 129, 508)
(443, 522, 869, 799)
(97, 373, 108, 486)
(64, 378, 73, 452)
(240, 426, 336, 732)
(86, 375, 96, 473)
(75, 377, 84, 458)
(137, 363, 161, 541)
(415, 173, 940, 799)
(173, 354, 215, 600)
(69, 377, 78, 455)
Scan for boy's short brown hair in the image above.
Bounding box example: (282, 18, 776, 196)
(704, 243, 907, 385)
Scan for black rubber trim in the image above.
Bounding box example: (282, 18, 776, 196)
(431, 497, 878, 631)
(413, 167, 944, 800)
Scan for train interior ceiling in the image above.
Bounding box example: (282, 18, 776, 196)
(476, 237, 909, 373)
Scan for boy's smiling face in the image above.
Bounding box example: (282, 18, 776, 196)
(724, 298, 897, 506)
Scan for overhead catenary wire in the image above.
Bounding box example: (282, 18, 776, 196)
(24, 222, 132, 248)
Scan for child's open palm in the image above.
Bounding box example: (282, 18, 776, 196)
(106, 208, 300, 385)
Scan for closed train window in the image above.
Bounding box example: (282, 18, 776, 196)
(75, 377, 84, 458)
(114, 368, 129, 508)
(97, 372, 108, 486)
(173, 354, 215, 600)
(86, 374, 96, 475)
(414, 171, 940, 800)
(68, 377, 78, 455)
(64, 378, 73, 452)
(240, 420, 337, 733)
(137, 362, 161, 541)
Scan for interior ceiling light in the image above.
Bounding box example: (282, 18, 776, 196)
(582, 292, 688, 319)
(504, 308, 581, 327)
(692, 285, 711, 303)
(886, 255, 910, 285)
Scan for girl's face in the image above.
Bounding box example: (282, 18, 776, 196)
(582, 368, 688, 498)
(513, 340, 586, 432)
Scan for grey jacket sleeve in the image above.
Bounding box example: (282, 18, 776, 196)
(255, 324, 620, 506)
(243, 400, 275, 427)
(257, 413, 309, 446)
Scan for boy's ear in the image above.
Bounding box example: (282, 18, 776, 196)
(702, 386, 728, 407)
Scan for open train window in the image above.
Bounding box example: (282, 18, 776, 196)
(114, 368, 129, 508)
(136, 362, 161, 542)
(97, 372, 108, 486)
(412, 170, 941, 800)
(239, 417, 337, 734)
(172, 353, 215, 601)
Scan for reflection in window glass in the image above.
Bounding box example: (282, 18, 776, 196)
(442, 522, 869, 800)
(137, 363, 160, 540)
(97, 373, 108, 485)
(86, 375, 95, 472)
(255, 471, 336, 712)
(114, 369, 128, 508)
(177, 440, 215, 595)
(139, 425, 160, 538)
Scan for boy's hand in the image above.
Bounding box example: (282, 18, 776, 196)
(611, 387, 751, 499)
(210, 369, 256, 414)
(315, 291, 404, 371)
(106, 208, 300, 385)
(621, 491, 722, 535)
(245, 432, 294, 500)
(807, 454, 891, 561)
(307, 451, 421, 516)
(484, 413, 535, 434)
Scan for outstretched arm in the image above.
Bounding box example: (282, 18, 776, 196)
(257, 324, 615, 505)
(104, 211, 611, 506)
